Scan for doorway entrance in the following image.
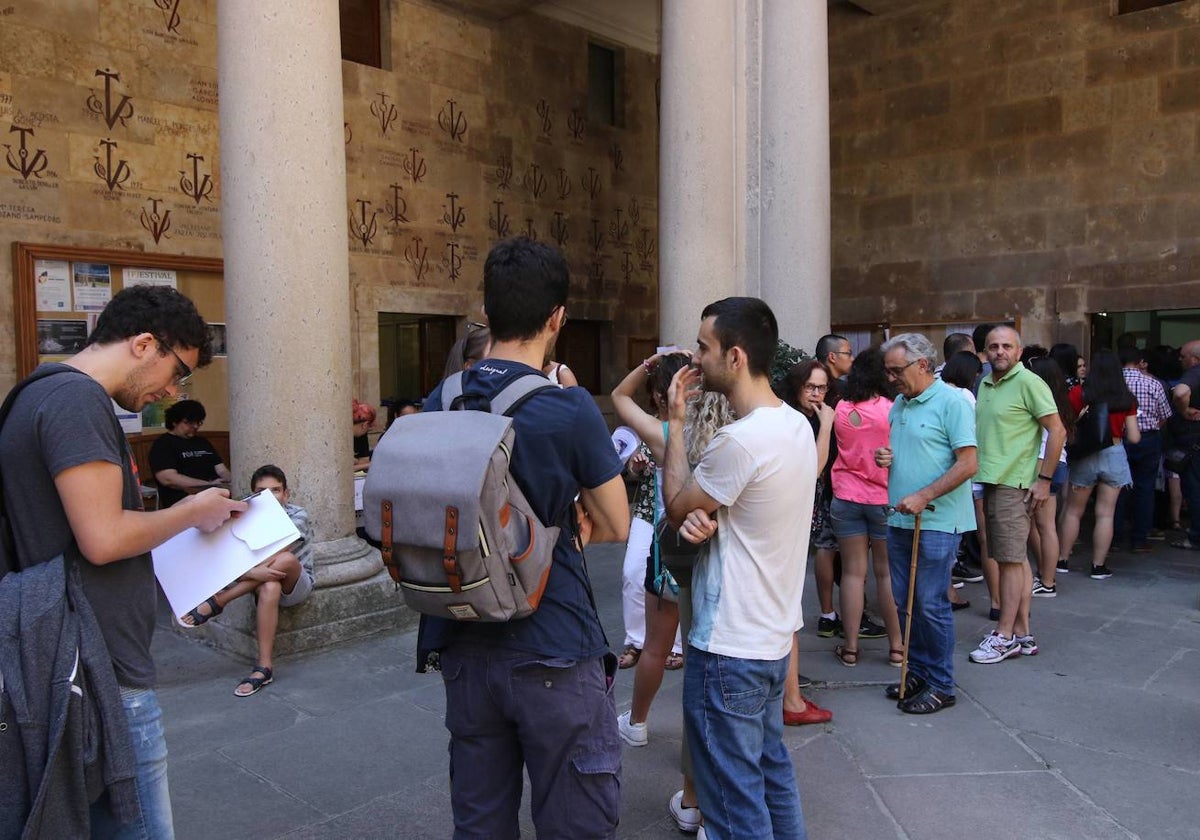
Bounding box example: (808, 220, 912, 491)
(377, 312, 456, 405)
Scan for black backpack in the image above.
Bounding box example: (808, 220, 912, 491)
(0, 366, 75, 579)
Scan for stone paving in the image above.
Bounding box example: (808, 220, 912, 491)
(155, 539, 1200, 839)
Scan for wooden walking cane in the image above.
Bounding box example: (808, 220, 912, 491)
(898, 504, 934, 702)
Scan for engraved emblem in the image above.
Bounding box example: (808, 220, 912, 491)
(441, 193, 466, 234)
(140, 198, 172, 243)
(4, 126, 48, 180)
(93, 138, 131, 192)
(370, 92, 398, 135)
(437, 99, 468, 142)
(178, 153, 214, 205)
(489, 200, 511, 239)
(350, 199, 379, 247)
(86, 69, 135, 130)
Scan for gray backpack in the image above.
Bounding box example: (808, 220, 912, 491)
(363, 372, 560, 621)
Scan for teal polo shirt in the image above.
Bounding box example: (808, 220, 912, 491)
(975, 362, 1058, 488)
(886, 377, 977, 534)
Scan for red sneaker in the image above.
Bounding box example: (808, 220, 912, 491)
(783, 698, 832, 726)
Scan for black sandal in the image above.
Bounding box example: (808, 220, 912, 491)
(897, 685, 956, 714)
(234, 666, 273, 697)
(181, 596, 223, 627)
(885, 673, 927, 700)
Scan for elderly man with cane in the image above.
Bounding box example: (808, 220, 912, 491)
(875, 333, 978, 714)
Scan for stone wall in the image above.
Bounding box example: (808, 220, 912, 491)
(0, 0, 659, 395)
(828, 0, 1200, 349)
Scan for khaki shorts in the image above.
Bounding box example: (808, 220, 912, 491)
(982, 484, 1031, 564)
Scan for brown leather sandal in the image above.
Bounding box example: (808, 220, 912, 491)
(834, 644, 858, 667)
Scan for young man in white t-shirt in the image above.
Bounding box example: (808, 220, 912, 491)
(663, 297, 816, 840)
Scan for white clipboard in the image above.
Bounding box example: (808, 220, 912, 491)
(152, 489, 301, 620)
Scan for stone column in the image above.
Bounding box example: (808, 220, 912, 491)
(659, 0, 831, 352)
(209, 1, 408, 658)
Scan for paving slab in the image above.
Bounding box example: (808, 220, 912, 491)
(1023, 733, 1200, 840)
(874, 771, 1134, 840)
(152, 540, 1200, 839)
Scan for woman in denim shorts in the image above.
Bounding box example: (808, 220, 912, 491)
(1058, 350, 1140, 580)
(828, 349, 902, 667)
(1026, 357, 1075, 596)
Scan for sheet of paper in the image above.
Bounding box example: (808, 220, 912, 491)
(152, 490, 300, 620)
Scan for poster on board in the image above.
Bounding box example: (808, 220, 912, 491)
(73, 263, 112, 312)
(37, 319, 88, 355)
(34, 260, 71, 311)
(124, 267, 178, 289)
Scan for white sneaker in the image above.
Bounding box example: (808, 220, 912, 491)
(697, 826, 708, 840)
(617, 710, 648, 747)
(969, 631, 1021, 664)
(669, 790, 702, 833)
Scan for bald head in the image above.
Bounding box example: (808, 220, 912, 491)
(1182, 340, 1200, 369)
(986, 326, 1022, 379)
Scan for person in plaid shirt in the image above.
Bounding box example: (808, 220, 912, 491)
(1117, 347, 1172, 552)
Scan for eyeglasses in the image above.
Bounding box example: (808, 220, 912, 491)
(466, 321, 487, 333)
(157, 339, 193, 387)
(885, 360, 918, 378)
(833, 350, 853, 357)
(802, 383, 829, 393)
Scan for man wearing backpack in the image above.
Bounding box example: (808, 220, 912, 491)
(0, 284, 246, 838)
(416, 237, 630, 838)
(662, 297, 816, 840)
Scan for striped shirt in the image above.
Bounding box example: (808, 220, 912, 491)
(1122, 367, 1171, 431)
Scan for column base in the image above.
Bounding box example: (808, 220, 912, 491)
(178, 537, 416, 660)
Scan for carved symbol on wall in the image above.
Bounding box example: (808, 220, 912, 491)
(442, 192, 466, 233)
(179, 152, 213, 205)
(536, 98, 552, 136)
(628, 198, 640, 226)
(589, 258, 605, 285)
(444, 241, 463, 282)
(384, 183, 408, 227)
(608, 208, 629, 247)
(636, 228, 656, 271)
(523, 163, 547, 200)
(403, 147, 426, 184)
(140, 198, 171, 243)
(153, 0, 182, 34)
(588, 218, 604, 255)
(350, 199, 379, 247)
(405, 236, 429, 282)
(550, 211, 569, 248)
(555, 167, 571, 201)
(4, 126, 49, 180)
(370, 92, 398, 135)
(622, 250, 634, 283)
(567, 108, 585, 141)
(86, 69, 135, 130)
(93, 138, 131, 192)
(344, 122, 352, 145)
(581, 166, 601, 201)
(495, 156, 513, 190)
(609, 143, 624, 174)
(489, 200, 511, 239)
(523, 218, 538, 240)
(437, 99, 468, 142)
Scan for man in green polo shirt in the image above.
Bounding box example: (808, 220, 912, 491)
(971, 326, 1067, 664)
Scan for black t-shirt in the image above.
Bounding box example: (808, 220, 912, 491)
(0, 364, 157, 688)
(1168, 365, 1200, 446)
(148, 431, 222, 508)
(418, 360, 623, 661)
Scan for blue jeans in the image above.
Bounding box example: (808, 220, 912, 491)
(887, 527, 960, 695)
(439, 643, 620, 839)
(1116, 432, 1162, 545)
(90, 688, 174, 839)
(683, 646, 806, 840)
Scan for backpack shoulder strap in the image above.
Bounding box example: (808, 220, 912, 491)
(491, 374, 557, 418)
(440, 371, 465, 411)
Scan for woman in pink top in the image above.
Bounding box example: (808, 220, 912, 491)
(829, 348, 903, 666)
